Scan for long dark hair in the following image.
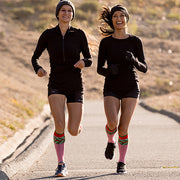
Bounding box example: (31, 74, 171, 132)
(99, 6, 114, 36)
(99, 5, 129, 36)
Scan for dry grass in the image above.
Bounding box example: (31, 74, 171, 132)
(0, 16, 48, 143)
(143, 91, 180, 114)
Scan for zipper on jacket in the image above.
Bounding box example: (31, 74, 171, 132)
(62, 36, 65, 63)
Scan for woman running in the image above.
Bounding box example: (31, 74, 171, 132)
(97, 5, 147, 174)
(31, 0, 92, 177)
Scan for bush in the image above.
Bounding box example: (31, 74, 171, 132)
(79, 1, 99, 13)
(169, 26, 180, 40)
(12, 7, 35, 19)
(145, 8, 162, 19)
(75, 9, 88, 21)
(0, 32, 4, 38)
(128, 20, 138, 35)
(167, 13, 180, 20)
(155, 78, 174, 93)
(35, 13, 55, 31)
(165, 0, 180, 7)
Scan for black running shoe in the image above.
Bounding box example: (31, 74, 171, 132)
(105, 142, 116, 160)
(55, 163, 68, 177)
(117, 162, 127, 174)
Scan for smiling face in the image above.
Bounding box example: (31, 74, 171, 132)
(57, 5, 73, 24)
(112, 11, 127, 30)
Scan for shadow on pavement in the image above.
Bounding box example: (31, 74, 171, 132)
(139, 102, 180, 124)
(29, 173, 118, 180)
(0, 170, 9, 180)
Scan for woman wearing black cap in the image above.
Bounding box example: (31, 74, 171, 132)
(31, 0, 92, 177)
(97, 5, 147, 174)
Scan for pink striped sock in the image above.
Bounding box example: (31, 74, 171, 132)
(54, 132, 65, 163)
(106, 125, 117, 143)
(118, 134, 128, 163)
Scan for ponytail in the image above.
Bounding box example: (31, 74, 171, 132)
(99, 6, 114, 36)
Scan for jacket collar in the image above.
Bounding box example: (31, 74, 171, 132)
(55, 25, 75, 35)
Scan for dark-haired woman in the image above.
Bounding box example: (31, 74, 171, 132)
(31, 0, 92, 177)
(97, 5, 147, 174)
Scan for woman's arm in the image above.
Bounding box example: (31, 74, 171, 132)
(133, 38, 148, 73)
(31, 30, 47, 73)
(124, 37, 147, 73)
(97, 40, 107, 76)
(125, 50, 147, 73)
(80, 30, 92, 67)
(97, 39, 116, 77)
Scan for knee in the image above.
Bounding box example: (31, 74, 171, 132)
(68, 128, 79, 136)
(107, 120, 118, 130)
(55, 121, 65, 133)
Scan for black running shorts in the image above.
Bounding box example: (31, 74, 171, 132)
(48, 87, 83, 103)
(103, 83, 140, 99)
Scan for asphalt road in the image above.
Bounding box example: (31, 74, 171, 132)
(10, 101, 180, 179)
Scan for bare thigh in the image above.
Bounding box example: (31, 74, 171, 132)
(104, 96, 120, 130)
(48, 94, 66, 134)
(118, 98, 138, 136)
(67, 102, 83, 136)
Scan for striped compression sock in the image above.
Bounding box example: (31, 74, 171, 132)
(54, 131, 65, 163)
(105, 125, 117, 143)
(118, 134, 128, 163)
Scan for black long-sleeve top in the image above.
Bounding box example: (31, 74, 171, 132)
(97, 35, 147, 88)
(31, 25, 92, 90)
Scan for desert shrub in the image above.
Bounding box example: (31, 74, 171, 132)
(12, 7, 35, 19)
(172, 25, 180, 32)
(145, 8, 162, 19)
(158, 30, 170, 39)
(75, 7, 97, 25)
(165, 0, 180, 7)
(140, 89, 152, 98)
(0, 32, 4, 38)
(35, 13, 55, 31)
(35, 3, 55, 13)
(128, 20, 138, 35)
(167, 12, 180, 20)
(29, 0, 51, 4)
(79, 1, 99, 13)
(75, 9, 88, 21)
(155, 78, 175, 93)
(126, 0, 145, 6)
(128, 6, 144, 15)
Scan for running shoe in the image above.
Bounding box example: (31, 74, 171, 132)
(55, 163, 68, 177)
(116, 162, 127, 174)
(105, 142, 116, 160)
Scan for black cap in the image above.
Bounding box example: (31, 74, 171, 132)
(56, 0, 75, 20)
